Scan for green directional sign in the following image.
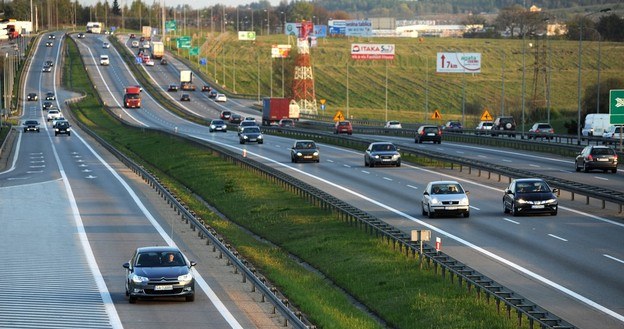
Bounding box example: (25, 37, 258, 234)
(176, 36, 191, 49)
(609, 89, 624, 125)
(189, 47, 199, 56)
(165, 20, 177, 32)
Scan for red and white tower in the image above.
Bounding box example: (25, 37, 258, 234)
(292, 21, 317, 115)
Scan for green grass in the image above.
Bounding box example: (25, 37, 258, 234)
(175, 32, 623, 128)
(64, 37, 534, 329)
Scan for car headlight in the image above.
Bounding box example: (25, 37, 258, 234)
(131, 274, 149, 284)
(393, 154, 400, 160)
(373, 155, 380, 159)
(257, 135, 263, 139)
(210, 125, 216, 129)
(55, 128, 59, 132)
(430, 198, 441, 205)
(313, 151, 319, 156)
(459, 197, 469, 205)
(243, 135, 249, 139)
(296, 152, 303, 156)
(517, 198, 528, 204)
(544, 198, 557, 204)
(178, 273, 193, 283)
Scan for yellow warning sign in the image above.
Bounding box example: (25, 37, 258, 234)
(333, 111, 345, 122)
(480, 109, 493, 121)
(430, 109, 442, 120)
(320, 99, 326, 105)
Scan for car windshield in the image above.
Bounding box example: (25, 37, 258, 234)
(25, 121, 38, 125)
(241, 121, 255, 127)
(244, 127, 260, 134)
(431, 183, 464, 194)
(212, 120, 224, 125)
(135, 251, 185, 267)
(296, 142, 316, 149)
(372, 144, 395, 152)
(516, 181, 550, 193)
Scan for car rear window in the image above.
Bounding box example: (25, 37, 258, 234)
(592, 148, 615, 155)
(338, 121, 350, 126)
(424, 127, 439, 133)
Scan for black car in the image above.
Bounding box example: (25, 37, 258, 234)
(23, 120, 40, 133)
(238, 120, 257, 135)
(160, 59, 168, 65)
(209, 119, 227, 132)
(415, 125, 442, 144)
(201, 85, 212, 92)
(229, 114, 242, 124)
(77, 32, 85, 38)
(167, 84, 178, 92)
(364, 142, 401, 167)
(180, 93, 191, 101)
(291, 140, 320, 163)
(491, 116, 517, 137)
(575, 145, 618, 173)
(239, 126, 264, 144)
(442, 121, 463, 133)
(123, 246, 196, 303)
(54, 120, 71, 136)
(503, 178, 558, 216)
(42, 101, 54, 111)
(45, 92, 56, 101)
(27, 93, 38, 101)
(48, 34, 56, 39)
(45, 60, 54, 67)
(42, 65, 52, 72)
(45, 41, 53, 47)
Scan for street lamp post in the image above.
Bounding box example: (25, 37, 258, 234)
(577, 8, 611, 144)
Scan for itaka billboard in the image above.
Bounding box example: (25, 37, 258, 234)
(351, 44, 395, 60)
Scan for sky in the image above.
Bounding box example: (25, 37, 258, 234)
(82, 0, 283, 8)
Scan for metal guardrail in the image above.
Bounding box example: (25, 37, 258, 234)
(271, 124, 624, 212)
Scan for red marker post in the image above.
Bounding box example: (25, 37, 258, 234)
(435, 237, 441, 252)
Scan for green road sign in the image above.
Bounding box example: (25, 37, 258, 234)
(609, 89, 624, 125)
(176, 36, 191, 49)
(189, 47, 199, 56)
(165, 20, 177, 32)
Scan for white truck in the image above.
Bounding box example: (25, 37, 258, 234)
(180, 70, 196, 91)
(151, 41, 164, 59)
(141, 26, 152, 40)
(582, 113, 610, 137)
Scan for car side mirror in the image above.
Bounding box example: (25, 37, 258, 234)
(123, 262, 130, 269)
(423, 191, 430, 196)
(552, 188, 559, 193)
(504, 189, 512, 194)
(465, 191, 470, 195)
(190, 261, 197, 267)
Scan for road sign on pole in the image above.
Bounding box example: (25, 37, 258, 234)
(176, 36, 191, 49)
(609, 89, 624, 125)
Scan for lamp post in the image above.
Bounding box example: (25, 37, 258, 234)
(577, 8, 610, 144)
(265, 8, 270, 35)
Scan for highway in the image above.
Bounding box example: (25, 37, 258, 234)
(0, 32, 286, 329)
(95, 33, 624, 329)
(1, 30, 623, 329)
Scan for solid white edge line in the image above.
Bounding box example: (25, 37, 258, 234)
(194, 137, 624, 324)
(547, 234, 568, 242)
(71, 126, 243, 328)
(603, 254, 624, 265)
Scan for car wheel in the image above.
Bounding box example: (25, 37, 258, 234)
(209, 129, 213, 132)
(258, 141, 263, 144)
(421, 203, 426, 216)
(612, 168, 617, 173)
(396, 161, 401, 167)
(185, 294, 195, 302)
(575, 161, 580, 172)
(503, 201, 509, 214)
(23, 129, 26, 132)
(463, 211, 470, 218)
(129, 296, 137, 304)
(239, 140, 244, 144)
(369, 161, 374, 168)
(511, 205, 519, 217)
(418, 139, 422, 144)
(291, 156, 296, 163)
(427, 205, 435, 218)
(583, 163, 589, 173)
(67, 132, 70, 136)
(551, 209, 558, 216)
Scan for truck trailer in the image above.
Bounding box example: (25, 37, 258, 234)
(123, 86, 142, 108)
(151, 41, 164, 59)
(262, 98, 300, 126)
(180, 70, 196, 91)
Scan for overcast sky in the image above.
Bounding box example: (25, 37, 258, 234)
(88, 0, 282, 8)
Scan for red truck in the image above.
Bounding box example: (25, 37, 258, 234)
(123, 86, 141, 108)
(262, 98, 300, 126)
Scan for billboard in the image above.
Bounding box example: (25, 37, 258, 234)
(238, 31, 256, 41)
(285, 23, 299, 36)
(271, 44, 292, 58)
(437, 52, 481, 73)
(345, 20, 372, 37)
(329, 20, 346, 35)
(313, 25, 327, 38)
(351, 44, 395, 60)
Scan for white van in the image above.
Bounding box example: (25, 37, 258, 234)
(99, 55, 109, 66)
(582, 113, 610, 136)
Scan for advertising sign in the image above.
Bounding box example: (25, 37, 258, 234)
(313, 25, 327, 38)
(329, 20, 346, 35)
(437, 52, 481, 73)
(351, 44, 395, 60)
(285, 23, 299, 36)
(345, 20, 372, 37)
(238, 31, 256, 41)
(271, 44, 292, 58)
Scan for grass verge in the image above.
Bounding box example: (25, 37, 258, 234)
(64, 37, 531, 329)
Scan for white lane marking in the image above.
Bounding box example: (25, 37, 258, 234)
(604, 254, 624, 265)
(343, 164, 351, 168)
(361, 170, 370, 174)
(478, 155, 487, 158)
(529, 164, 540, 168)
(456, 151, 465, 154)
(383, 177, 393, 181)
(199, 139, 624, 323)
(548, 234, 568, 242)
(469, 205, 480, 210)
(502, 159, 512, 162)
(502, 218, 520, 224)
(326, 159, 334, 163)
(71, 130, 243, 329)
(593, 176, 609, 181)
(407, 185, 418, 189)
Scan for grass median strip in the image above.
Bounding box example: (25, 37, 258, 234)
(64, 37, 530, 329)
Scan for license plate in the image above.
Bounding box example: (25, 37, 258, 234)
(304, 156, 312, 158)
(154, 285, 173, 291)
(427, 133, 435, 136)
(532, 205, 545, 209)
(249, 138, 256, 142)
(446, 206, 457, 210)
(382, 159, 391, 161)
(597, 158, 608, 162)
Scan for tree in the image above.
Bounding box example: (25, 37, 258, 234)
(596, 14, 624, 42)
(112, 0, 121, 16)
(494, 5, 525, 38)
